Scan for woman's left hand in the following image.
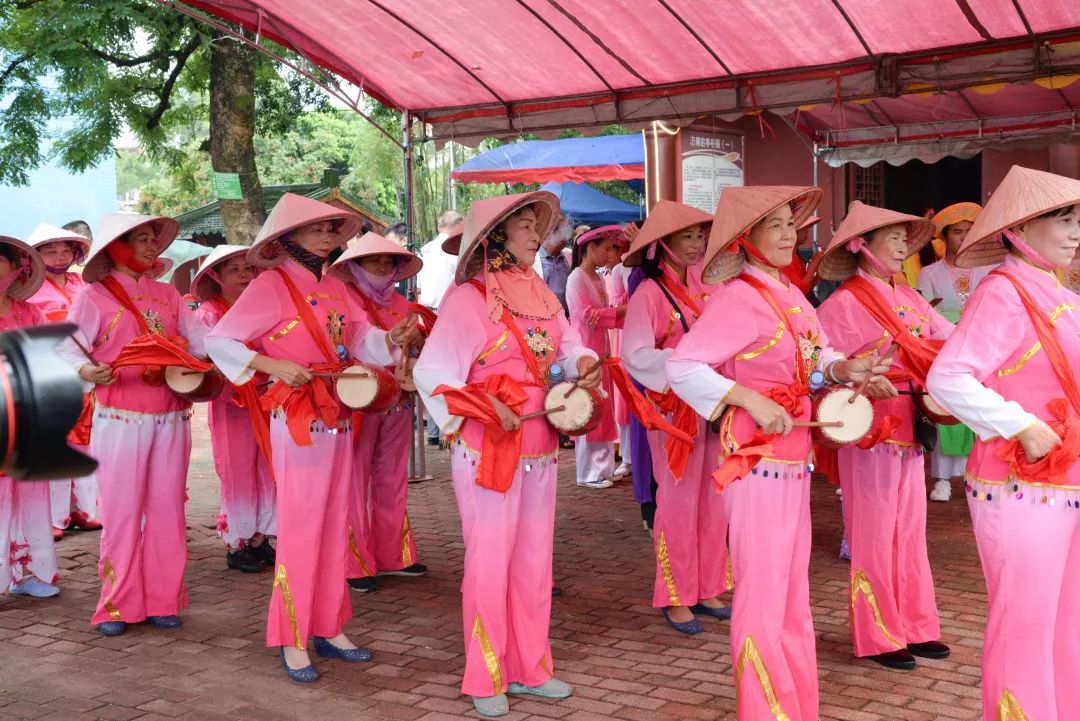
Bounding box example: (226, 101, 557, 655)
(389, 315, 422, 348)
(840, 352, 893, 382)
(863, 375, 898, 400)
(575, 356, 603, 389)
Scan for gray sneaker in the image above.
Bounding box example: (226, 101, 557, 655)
(507, 678, 573, 698)
(472, 694, 510, 717)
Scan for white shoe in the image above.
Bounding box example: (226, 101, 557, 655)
(929, 479, 952, 502)
(576, 478, 613, 489)
(8, 578, 60, 598)
(613, 462, 632, 478)
(835, 487, 843, 498)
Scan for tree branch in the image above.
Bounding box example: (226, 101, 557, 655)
(145, 36, 202, 130)
(81, 44, 177, 68)
(0, 53, 32, 91)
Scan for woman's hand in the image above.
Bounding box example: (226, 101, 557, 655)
(254, 357, 312, 387)
(79, 362, 115, 386)
(1017, 418, 1061, 462)
(389, 315, 422, 349)
(863, 375, 898, 400)
(726, 385, 793, 436)
(575, 356, 603, 389)
(839, 352, 894, 383)
(488, 394, 520, 432)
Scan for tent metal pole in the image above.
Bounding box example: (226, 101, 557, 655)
(403, 111, 433, 483)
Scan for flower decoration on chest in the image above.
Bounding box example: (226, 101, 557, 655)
(797, 328, 822, 376)
(526, 326, 555, 356)
(953, 273, 971, 296)
(142, 308, 165, 335)
(326, 309, 350, 362)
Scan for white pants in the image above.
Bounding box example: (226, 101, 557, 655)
(1, 478, 59, 586)
(50, 463, 99, 529)
(930, 448, 967, 480)
(574, 440, 614, 484)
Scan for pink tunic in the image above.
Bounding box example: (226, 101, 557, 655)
(928, 255, 1080, 720)
(29, 273, 87, 322)
(565, 267, 620, 442)
(606, 265, 631, 427)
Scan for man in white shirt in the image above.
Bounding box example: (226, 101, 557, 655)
(416, 210, 463, 311)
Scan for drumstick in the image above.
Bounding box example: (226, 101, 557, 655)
(518, 405, 566, 421)
(848, 342, 900, 404)
(71, 336, 98, 364)
(792, 420, 844, 429)
(564, 355, 607, 399)
(312, 371, 371, 379)
(929, 297, 944, 308)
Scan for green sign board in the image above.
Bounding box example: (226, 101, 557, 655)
(210, 171, 243, 200)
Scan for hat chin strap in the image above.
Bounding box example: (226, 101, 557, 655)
(846, 236, 894, 280)
(1002, 229, 1056, 271)
(738, 235, 781, 269)
(106, 241, 152, 275)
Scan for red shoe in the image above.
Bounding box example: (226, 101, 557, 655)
(52, 527, 64, 541)
(70, 511, 103, 531)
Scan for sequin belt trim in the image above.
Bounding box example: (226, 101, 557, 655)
(452, 438, 559, 470)
(269, 409, 351, 434)
(965, 472, 1080, 506)
(746, 457, 815, 481)
(93, 404, 192, 424)
(453, 435, 559, 461)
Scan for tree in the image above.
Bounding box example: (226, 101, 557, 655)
(0, 0, 323, 243)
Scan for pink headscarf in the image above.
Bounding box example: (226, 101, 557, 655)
(846, 236, 895, 280)
(0, 255, 29, 297)
(1002, 229, 1056, 271)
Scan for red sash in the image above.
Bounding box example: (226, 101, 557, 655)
(354, 288, 391, 332)
(467, 279, 545, 386)
(990, 270, 1080, 484)
(262, 269, 349, 447)
(409, 302, 438, 338)
(656, 272, 702, 317)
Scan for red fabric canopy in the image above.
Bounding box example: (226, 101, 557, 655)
(175, 0, 1080, 158)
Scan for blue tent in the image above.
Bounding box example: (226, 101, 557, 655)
(452, 135, 644, 185)
(541, 181, 643, 225)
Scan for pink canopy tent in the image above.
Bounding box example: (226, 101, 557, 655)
(166, 0, 1080, 163)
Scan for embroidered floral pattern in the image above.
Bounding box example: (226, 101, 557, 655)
(142, 308, 165, 335)
(797, 328, 822, 380)
(325, 310, 350, 361)
(525, 326, 556, 384)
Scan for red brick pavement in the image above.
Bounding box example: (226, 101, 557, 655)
(0, 410, 987, 720)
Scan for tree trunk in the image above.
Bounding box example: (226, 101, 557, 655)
(209, 33, 264, 245)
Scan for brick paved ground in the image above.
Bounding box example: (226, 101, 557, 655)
(0, 408, 987, 720)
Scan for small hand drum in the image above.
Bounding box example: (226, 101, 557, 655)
(915, 392, 959, 425)
(334, 363, 401, 413)
(165, 366, 225, 403)
(811, 386, 874, 448)
(544, 381, 602, 436)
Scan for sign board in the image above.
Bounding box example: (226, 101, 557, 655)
(210, 171, 244, 200)
(678, 130, 744, 213)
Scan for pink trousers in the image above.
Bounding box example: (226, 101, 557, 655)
(90, 407, 191, 624)
(49, 443, 98, 529)
(649, 422, 729, 608)
(839, 444, 941, 656)
(0, 478, 57, 587)
(967, 481, 1080, 720)
(346, 405, 416, 578)
(208, 399, 276, 548)
(267, 414, 352, 649)
(724, 460, 817, 721)
(451, 441, 557, 697)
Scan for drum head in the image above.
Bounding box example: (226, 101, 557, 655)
(546, 381, 595, 433)
(336, 366, 380, 409)
(165, 366, 205, 394)
(816, 388, 874, 444)
(922, 394, 947, 416)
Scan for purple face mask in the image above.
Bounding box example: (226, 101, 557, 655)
(348, 259, 405, 306)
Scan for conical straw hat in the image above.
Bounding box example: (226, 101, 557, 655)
(702, 185, 822, 284)
(248, 193, 361, 268)
(622, 201, 711, 268)
(0, 236, 45, 300)
(189, 244, 252, 302)
(957, 166, 1080, 269)
(931, 202, 981, 238)
(330, 232, 423, 283)
(83, 213, 180, 284)
(27, 223, 91, 260)
(455, 191, 559, 284)
(817, 201, 935, 281)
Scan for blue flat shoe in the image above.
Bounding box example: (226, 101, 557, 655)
(312, 636, 372, 662)
(97, 621, 127, 636)
(279, 648, 319, 682)
(146, 615, 182, 629)
(662, 607, 703, 635)
(691, 603, 732, 621)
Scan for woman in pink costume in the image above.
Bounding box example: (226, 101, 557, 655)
(565, 226, 625, 489)
(26, 223, 100, 538)
(917, 202, 992, 503)
(666, 186, 891, 721)
(604, 232, 633, 477)
(57, 213, 209, 635)
(189, 244, 276, 573)
(330, 231, 427, 595)
(816, 201, 952, 670)
(413, 191, 601, 718)
(206, 194, 420, 682)
(621, 201, 730, 634)
(0, 236, 58, 598)
(927, 166, 1080, 721)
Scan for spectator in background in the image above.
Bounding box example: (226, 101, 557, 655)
(384, 222, 408, 246)
(537, 213, 573, 315)
(62, 220, 93, 241)
(416, 210, 463, 446)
